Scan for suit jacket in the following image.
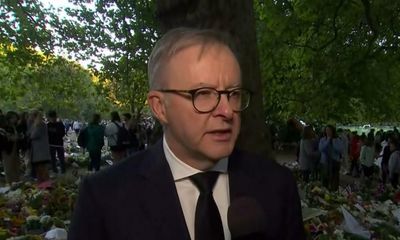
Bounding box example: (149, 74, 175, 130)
(68, 140, 305, 240)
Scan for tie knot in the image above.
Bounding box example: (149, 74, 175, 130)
(190, 171, 220, 194)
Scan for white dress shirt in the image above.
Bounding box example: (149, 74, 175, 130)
(163, 136, 231, 240)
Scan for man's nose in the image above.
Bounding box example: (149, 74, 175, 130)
(212, 94, 233, 118)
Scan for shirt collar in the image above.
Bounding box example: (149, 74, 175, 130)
(163, 135, 228, 181)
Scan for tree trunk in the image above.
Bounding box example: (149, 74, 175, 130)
(155, 0, 273, 159)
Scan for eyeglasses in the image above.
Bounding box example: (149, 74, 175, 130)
(157, 87, 252, 113)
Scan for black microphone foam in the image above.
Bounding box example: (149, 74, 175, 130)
(228, 197, 267, 240)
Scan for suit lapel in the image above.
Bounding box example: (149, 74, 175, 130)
(138, 141, 190, 240)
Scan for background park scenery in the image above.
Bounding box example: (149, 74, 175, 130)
(1, 0, 400, 239)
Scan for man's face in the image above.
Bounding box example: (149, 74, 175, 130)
(149, 43, 242, 169)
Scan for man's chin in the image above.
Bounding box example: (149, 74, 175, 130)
(203, 145, 234, 161)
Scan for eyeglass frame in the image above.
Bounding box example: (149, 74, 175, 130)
(156, 87, 253, 113)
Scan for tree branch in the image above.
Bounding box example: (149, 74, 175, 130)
(360, 0, 378, 39)
(15, 1, 51, 37)
(284, 0, 345, 51)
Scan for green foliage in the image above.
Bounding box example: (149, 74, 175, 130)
(54, 0, 160, 118)
(255, 0, 400, 124)
(0, 45, 113, 118)
(2, 0, 400, 124)
(0, 0, 56, 54)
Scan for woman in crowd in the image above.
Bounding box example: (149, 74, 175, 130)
(105, 111, 126, 162)
(85, 113, 105, 172)
(30, 110, 51, 182)
(319, 125, 343, 191)
(359, 136, 375, 184)
(0, 111, 21, 185)
(389, 138, 400, 188)
(299, 126, 320, 182)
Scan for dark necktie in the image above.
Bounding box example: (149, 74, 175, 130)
(190, 171, 225, 240)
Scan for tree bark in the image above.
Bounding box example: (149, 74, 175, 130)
(155, 0, 273, 159)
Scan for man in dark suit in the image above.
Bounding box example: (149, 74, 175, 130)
(68, 27, 305, 240)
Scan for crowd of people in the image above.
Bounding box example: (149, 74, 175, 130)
(298, 124, 400, 191)
(0, 109, 153, 186)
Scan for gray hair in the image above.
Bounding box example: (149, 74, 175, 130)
(147, 27, 238, 90)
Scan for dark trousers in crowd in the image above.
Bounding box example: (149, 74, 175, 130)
(349, 160, 360, 177)
(391, 173, 399, 189)
(322, 161, 341, 191)
(30, 161, 36, 179)
(89, 150, 102, 172)
(381, 163, 389, 184)
(362, 165, 374, 177)
(302, 170, 311, 183)
(50, 146, 65, 174)
(362, 164, 374, 187)
(311, 162, 321, 181)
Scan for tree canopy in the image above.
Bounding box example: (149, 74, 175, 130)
(0, 44, 112, 119)
(53, 0, 159, 119)
(255, 0, 400, 124)
(1, 0, 400, 124)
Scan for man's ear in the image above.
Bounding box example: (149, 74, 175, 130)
(147, 90, 168, 125)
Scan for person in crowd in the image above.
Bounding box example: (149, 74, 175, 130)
(69, 27, 305, 240)
(359, 136, 375, 184)
(136, 123, 148, 150)
(388, 138, 400, 188)
(349, 131, 361, 177)
(16, 112, 31, 178)
(105, 111, 127, 162)
(84, 113, 105, 172)
(367, 129, 375, 142)
(309, 127, 322, 181)
(30, 110, 51, 182)
(47, 110, 66, 174)
(73, 120, 81, 135)
(375, 130, 383, 146)
(16, 112, 29, 153)
(122, 112, 140, 156)
(381, 134, 394, 184)
(338, 128, 350, 174)
(64, 119, 71, 133)
(121, 112, 131, 127)
(299, 126, 320, 182)
(0, 111, 21, 185)
(25, 111, 36, 178)
(319, 125, 343, 191)
(394, 127, 400, 139)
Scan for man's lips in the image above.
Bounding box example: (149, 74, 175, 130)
(207, 129, 233, 141)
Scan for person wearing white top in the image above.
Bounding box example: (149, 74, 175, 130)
(360, 137, 375, 179)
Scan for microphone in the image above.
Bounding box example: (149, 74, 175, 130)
(228, 197, 267, 240)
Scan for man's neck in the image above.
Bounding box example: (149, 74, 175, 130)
(164, 135, 218, 171)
